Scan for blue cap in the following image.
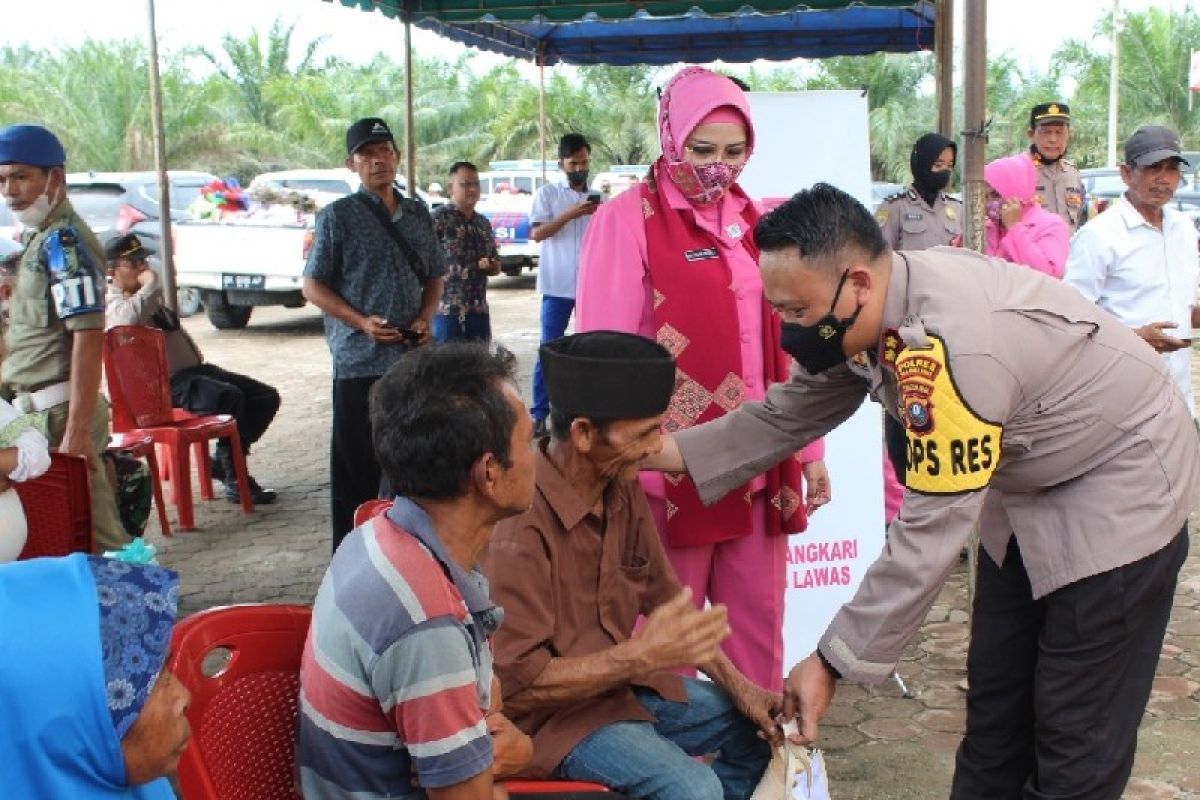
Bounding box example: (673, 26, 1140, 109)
(0, 124, 66, 168)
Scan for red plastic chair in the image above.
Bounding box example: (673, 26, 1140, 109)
(505, 780, 611, 796)
(108, 431, 171, 537)
(169, 604, 311, 800)
(351, 500, 610, 798)
(352, 498, 392, 527)
(15, 452, 92, 558)
(103, 325, 254, 531)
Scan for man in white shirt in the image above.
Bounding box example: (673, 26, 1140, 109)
(528, 133, 598, 434)
(1065, 125, 1200, 414)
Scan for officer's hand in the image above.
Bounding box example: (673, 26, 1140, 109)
(632, 588, 730, 671)
(803, 459, 832, 514)
(782, 653, 838, 746)
(360, 315, 402, 343)
(1135, 321, 1189, 353)
(999, 198, 1023, 229)
(57, 426, 98, 471)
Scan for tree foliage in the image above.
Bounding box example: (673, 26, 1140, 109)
(0, 9, 1195, 185)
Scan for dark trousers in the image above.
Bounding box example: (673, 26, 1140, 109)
(330, 376, 383, 552)
(170, 363, 281, 456)
(951, 529, 1187, 800)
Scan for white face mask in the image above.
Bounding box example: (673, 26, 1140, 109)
(12, 190, 54, 228)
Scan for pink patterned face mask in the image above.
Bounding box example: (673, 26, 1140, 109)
(665, 159, 745, 206)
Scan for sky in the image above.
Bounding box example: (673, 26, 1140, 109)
(0, 0, 1185, 79)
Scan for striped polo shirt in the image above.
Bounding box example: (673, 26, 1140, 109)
(297, 502, 495, 798)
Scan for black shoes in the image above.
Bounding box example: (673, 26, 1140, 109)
(224, 475, 277, 505)
(210, 453, 277, 504)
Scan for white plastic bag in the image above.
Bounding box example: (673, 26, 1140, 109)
(749, 720, 832, 800)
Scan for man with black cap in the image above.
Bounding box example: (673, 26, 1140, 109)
(1066, 124, 1199, 414)
(1026, 102, 1086, 232)
(105, 232, 280, 504)
(0, 122, 127, 552)
(481, 331, 775, 800)
(875, 132, 963, 251)
(302, 117, 445, 550)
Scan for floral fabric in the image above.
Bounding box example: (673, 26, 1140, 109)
(85, 556, 180, 738)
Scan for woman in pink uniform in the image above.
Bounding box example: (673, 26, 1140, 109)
(983, 153, 1069, 278)
(576, 66, 830, 691)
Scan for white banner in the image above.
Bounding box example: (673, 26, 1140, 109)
(740, 91, 887, 668)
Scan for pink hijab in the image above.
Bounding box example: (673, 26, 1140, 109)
(984, 154, 1038, 219)
(657, 66, 754, 206)
(982, 153, 1069, 278)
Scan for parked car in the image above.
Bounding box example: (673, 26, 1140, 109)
(871, 181, 905, 211)
(66, 170, 219, 315)
(249, 168, 446, 210)
(1081, 165, 1200, 221)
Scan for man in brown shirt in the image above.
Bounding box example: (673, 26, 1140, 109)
(650, 184, 1198, 800)
(482, 331, 776, 800)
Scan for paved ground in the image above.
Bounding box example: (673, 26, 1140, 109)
(148, 276, 1199, 799)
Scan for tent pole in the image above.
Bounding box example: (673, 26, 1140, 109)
(934, 0, 954, 137)
(144, 0, 177, 311)
(538, 49, 547, 182)
(962, 0, 986, 256)
(404, 13, 417, 197)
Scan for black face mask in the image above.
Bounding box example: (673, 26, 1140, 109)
(780, 270, 863, 375)
(565, 169, 589, 188)
(925, 169, 951, 193)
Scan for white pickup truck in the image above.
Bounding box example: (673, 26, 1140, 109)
(173, 169, 443, 329)
(171, 220, 310, 329)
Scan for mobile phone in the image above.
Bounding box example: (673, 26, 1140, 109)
(586, 191, 603, 203)
(1182, 328, 1200, 343)
(386, 321, 422, 343)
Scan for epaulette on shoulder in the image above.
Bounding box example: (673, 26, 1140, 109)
(882, 191, 906, 203)
(942, 193, 963, 203)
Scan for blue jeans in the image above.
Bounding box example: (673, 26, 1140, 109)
(432, 311, 491, 343)
(530, 295, 575, 421)
(558, 679, 770, 800)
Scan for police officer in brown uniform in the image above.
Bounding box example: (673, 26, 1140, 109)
(0, 124, 126, 551)
(1027, 102, 1086, 232)
(649, 184, 1198, 800)
(875, 132, 962, 251)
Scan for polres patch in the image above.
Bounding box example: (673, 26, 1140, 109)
(895, 334, 1002, 495)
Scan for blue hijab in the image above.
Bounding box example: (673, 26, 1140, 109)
(0, 554, 178, 799)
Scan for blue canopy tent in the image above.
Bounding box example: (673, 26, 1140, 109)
(412, 4, 936, 67)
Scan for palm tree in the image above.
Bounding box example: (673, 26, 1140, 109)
(201, 18, 328, 129)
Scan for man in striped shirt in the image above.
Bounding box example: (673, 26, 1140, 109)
(297, 343, 535, 800)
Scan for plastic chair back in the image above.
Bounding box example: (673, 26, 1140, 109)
(170, 604, 311, 800)
(352, 498, 393, 528)
(104, 325, 175, 431)
(16, 452, 92, 558)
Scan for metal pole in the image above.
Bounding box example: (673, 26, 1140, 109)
(404, 14, 417, 198)
(145, 0, 177, 310)
(1107, 0, 1121, 167)
(962, 0, 987, 256)
(538, 53, 547, 182)
(934, 0, 954, 137)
